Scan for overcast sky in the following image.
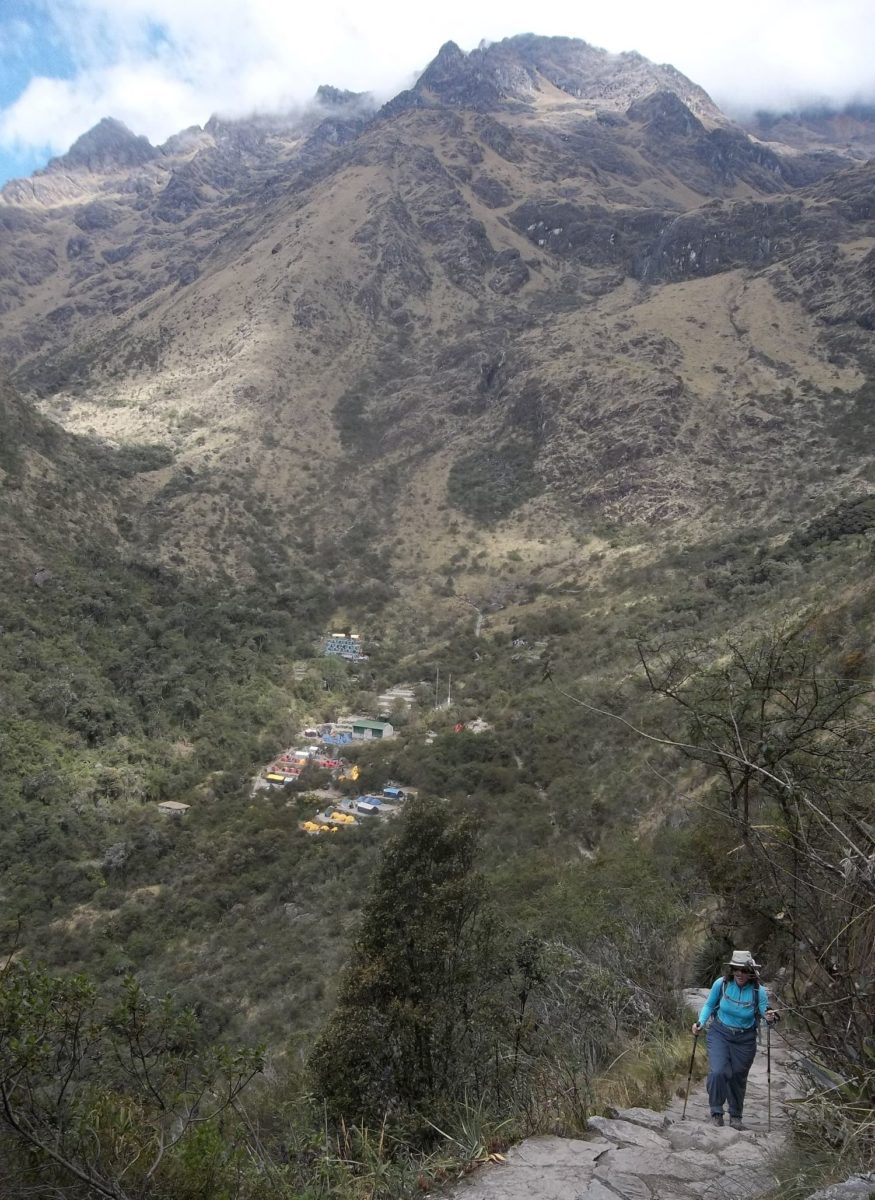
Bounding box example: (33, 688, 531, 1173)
(1, 0, 872, 185)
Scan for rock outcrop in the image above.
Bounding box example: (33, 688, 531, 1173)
(806, 1176, 875, 1200)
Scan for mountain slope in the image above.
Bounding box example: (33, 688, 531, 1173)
(0, 35, 872, 622)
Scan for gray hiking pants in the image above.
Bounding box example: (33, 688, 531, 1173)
(705, 1020, 757, 1118)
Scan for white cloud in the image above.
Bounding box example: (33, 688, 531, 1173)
(0, 67, 207, 155)
(1, 0, 873, 162)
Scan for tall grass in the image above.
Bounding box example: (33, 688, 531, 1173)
(592, 1027, 704, 1113)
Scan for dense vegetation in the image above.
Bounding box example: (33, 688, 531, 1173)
(1, 803, 690, 1199)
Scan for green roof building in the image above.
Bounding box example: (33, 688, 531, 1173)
(352, 719, 395, 740)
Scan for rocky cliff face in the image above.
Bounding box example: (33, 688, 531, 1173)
(0, 34, 873, 601)
(1, 120, 161, 207)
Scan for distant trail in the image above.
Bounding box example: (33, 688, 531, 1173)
(449, 989, 800, 1200)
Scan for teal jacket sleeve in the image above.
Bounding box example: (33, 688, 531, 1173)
(697, 978, 723, 1025)
(759, 984, 769, 1016)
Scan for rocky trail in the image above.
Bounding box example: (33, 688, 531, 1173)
(449, 990, 803, 1200)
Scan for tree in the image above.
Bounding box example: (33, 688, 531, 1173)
(308, 800, 513, 1127)
(637, 623, 875, 1101)
(0, 960, 262, 1199)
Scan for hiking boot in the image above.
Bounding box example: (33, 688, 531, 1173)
(710, 1113, 724, 1127)
(729, 1117, 746, 1131)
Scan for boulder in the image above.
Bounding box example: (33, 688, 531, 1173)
(716, 1138, 770, 1168)
(588, 1173, 651, 1200)
(450, 1135, 613, 1200)
(666, 1123, 740, 1153)
(594, 1145, 712, 1182)
(586, 1116, 671, 1149)
(573, 1184, 626, 1200)
(607, 1106, 673, 1131)
(497, 1134, 612, 1167)
(807, 1175, 875, 1200)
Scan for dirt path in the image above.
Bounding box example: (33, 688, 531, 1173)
(448, 989, 801, 1200)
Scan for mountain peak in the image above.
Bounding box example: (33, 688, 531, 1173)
(403, 33, 724, 121)
(415, 38, 536, 109)
(315, 85, 366, 108)
(47, 117, 158, 174)
(435, 40, 465, 62)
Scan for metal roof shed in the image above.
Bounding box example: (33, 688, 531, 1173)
(351, 719, 394, 739)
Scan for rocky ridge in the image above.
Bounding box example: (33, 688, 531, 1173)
(386, 35, 725, 121)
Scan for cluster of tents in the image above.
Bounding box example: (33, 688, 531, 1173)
(301, 821, 340, 835)
(301, 809, 358, 835)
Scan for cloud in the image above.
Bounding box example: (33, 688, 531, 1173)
(1, 0, 873, 166)
(0, 66, 211, 155)
(670, 0, 875, 114)
(0, 0, 427, 156)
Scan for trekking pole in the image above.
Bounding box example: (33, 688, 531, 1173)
(682, 1031, 699, 1120)
(766, 1021, 772, 1132)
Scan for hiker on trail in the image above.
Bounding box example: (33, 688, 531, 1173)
(692, 950, 779, 1130)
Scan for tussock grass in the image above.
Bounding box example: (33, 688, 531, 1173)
(593, 1027, 704, 1114)
(754, 1070, 875, 1200)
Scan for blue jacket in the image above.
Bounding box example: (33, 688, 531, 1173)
(698, 976, 768, 1030)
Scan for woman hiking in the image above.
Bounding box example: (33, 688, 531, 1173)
(692, 950, 778, 1130)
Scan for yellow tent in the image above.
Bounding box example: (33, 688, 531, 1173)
(302, 819, 343, 834)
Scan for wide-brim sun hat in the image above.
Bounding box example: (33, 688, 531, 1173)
(725, 949, 761, 970)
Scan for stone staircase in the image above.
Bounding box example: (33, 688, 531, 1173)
(449, 990, 802, 1200)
